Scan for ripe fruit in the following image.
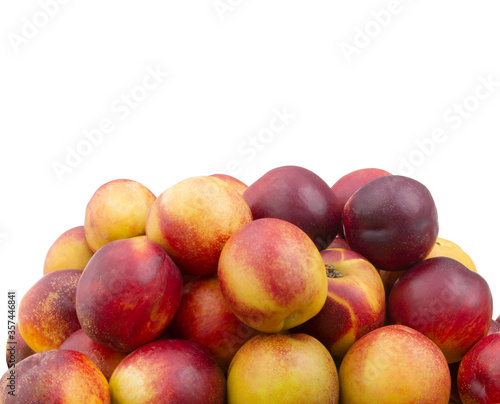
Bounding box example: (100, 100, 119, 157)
(331, 167, 391, 237)
(344, 175, 438, 270)
(331, 168, 392, 210)
(338, 325, 451, 403)
(43, 226, 93, 274)
(378, 268, 406, 299)
(18, 269, 82, 352)
(488, 319, 500, 336)
(327, 236, 351, 250)
(146, 176, 252, 276)
(457, 333, 500, 403)
(295, 248, 385, 363)
(387, 257, 493, 363)
(210, 173, 248, 195)
(84, 179, 156, 252)
(76, 238, 183, 352)
(6, 166, 500, 403)
(168, 276, 260, 373)
(243, 165, 342, 249)
(0, 349, 110, 403)
(59, 329, 127, 380)
(227, 333, 339, 404)
(218, 218, 328, 333)
(425, 237, 477, 272)
(109, 339, 226, 404)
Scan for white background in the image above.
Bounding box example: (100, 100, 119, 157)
(1, 1, 500, 375)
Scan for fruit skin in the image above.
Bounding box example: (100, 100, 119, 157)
(109, 339, 226, 404)
(457, 333, 500, 404)
(487, 319, 500, 336)
(5, 323, 35, 367)
(243, 165, 342, 250)
(0, 349, 110, 403)
(327, 236, 351, 250)
(379, 237, 477, 299)
(59, 329, 127, 380)
(146, 176, 252, 276)
(210, 173, 248, 195)
(76, 238, 183, 353)
(378, 269, 406, 300)
(168, 276, 260, 373)
(331, 168, 391, 238)
(218, 218, 328, 333)
(43, 226, 94, 274)
(227, 333, 339, 404)
(343, 175, 438, 271)
(18, 269, 82, 352)
(84, 179, 156, 252)
(425, 237, 477, 272)
(294, 248, 385, 363)
(338, 324, 451, 404)
(331, 168, 392, 209)
(387, 257, 493, 363)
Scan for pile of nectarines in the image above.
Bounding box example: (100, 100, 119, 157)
(3, 166, 499, 403)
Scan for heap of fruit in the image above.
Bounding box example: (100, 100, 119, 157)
(3, 166, 500, 403)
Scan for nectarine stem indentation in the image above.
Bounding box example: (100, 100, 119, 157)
(325, 264, 343, 279)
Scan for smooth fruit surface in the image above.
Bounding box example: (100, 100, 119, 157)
(458, 333, 500, 404)
(218, 218, 328, 333)
(76, 238, 183, 352)
(210, 173, 248, 195)
(146, 176, 252, 276)
(84, 179, 156, 252)
(227, 333, 339, 404)
(387, 257, 493, 363)
(0, 349, 110, 403)
(243, 165, 342, 249)
(168, 276, 260, 373)
(425, 237, 477, 272)
(109, 339, 226, 404)
(343, 175, 438, 270)
(43, 226, 94, 274)
(489, 319, 500, 336)
(331, 168, 391, 238)
(331, 168, 392, 209)
(339, 325, 451, 404)
(59, 329, 127, 380)
(296, 248, 385, 363)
